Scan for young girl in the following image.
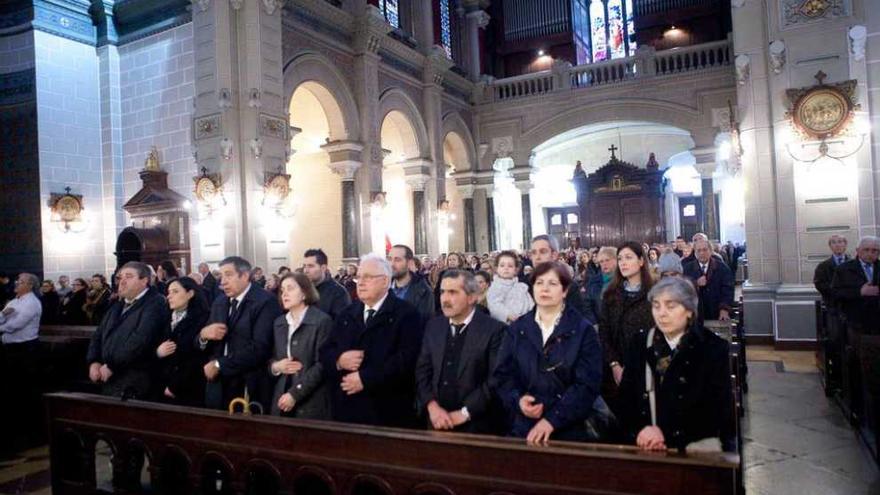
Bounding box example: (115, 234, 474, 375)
(487, 251, 534, 323)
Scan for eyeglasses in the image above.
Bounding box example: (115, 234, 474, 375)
(354, 274, 386, 283)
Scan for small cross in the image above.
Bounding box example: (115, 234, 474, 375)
(64, 186, 72, 195)
(814, 70, 827, 85)
(608, 144, 618, 158)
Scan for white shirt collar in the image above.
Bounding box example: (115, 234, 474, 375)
(665, 332, 684, 351)
(125, 287, 149, 305)
(233, 283, 253, 304)
(534, 306, 564, 345)
(364, 292, 389, 320)
(450, 308, 477, 334)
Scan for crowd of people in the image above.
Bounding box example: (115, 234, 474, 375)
(0, 233, 752, 460)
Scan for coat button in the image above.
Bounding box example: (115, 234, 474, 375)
(679, 377, 687, 384)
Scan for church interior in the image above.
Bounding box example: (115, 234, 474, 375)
(0, 0, 879, 493)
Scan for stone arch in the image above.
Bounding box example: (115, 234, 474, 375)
(442, 112, 477, 171)
(378, 88, 430, 160)
(284, 51, 360, 142)
(519, 98, 706, 158)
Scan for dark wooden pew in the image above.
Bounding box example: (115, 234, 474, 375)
(46, 392, 742, 495)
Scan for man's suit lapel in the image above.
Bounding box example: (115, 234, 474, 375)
(363, 292, 395, 334)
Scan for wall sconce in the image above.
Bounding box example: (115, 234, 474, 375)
(48, 187, 86, 233)
(371, 191, 387, 210)
(438, 199, 456, 220)
(262, 168, 291, 209)
(784, 71, 864, 163)
(193, 167, 227, 214)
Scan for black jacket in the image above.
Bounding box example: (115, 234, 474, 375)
(158, 306, 210, 407)
(270, 306, 334, 419)
(616, 325, 734, 451)
(814, 255, 850, 304)
(831, 258, 880, 332)
(203, 285, 283, 410)
(320, 292, 424, 428)
(202, 272, 220, 304)
(683, 257, 735, 322)
(494, 307, 603, 441)
(395, 272, 434, 322)
(86, 288, 170, 398)
(316, 273, 352, 321)
(415, 310, 505, 434)
(599, 285, 654, 407)
(61, 289, 89, 325)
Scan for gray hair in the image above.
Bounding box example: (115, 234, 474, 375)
(858, 236, 880, 249)
(440, 269, 480, 295)
(531, 234, 559, 253)
(360, 253, 392, 287)
(647, 276, 699, 317)
(19, 273, 39, 292)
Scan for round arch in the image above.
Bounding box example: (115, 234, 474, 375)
(441, 112, 477, 171)
(377, 88, 430, 159)
(283, 51, 360, 142)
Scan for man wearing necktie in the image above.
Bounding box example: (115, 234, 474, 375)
(683, 239, 735, 324)
(87, 262, 169, 398)
(199, 256, 282, 410)
(415, 269, 506, 434)
(319, 253, 424, 428)
(832, 236, 880, 333)
(814, 235, 849, 306)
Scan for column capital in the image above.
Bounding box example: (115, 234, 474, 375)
(457, 184, 476, 199)
(327, 161, 361, 180)
(405, 174, 432, 191)
(691, 147, 718, 178)
(354, 4, 392, 55)
(466, 9, 490, 29)
(424, 45, 454, 85)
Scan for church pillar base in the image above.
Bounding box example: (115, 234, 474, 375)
(742, 282, 820, 343)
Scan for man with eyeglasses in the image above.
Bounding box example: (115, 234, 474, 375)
(529, 235, 595, 323)
(86, 262, 169, 399)
(0, 273, 42, 461)
(319, 253, 423, 428)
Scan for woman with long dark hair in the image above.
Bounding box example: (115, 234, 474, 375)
(155, 276, 210, 406)
(599, 241, 655, 411)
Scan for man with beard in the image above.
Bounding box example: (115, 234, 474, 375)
(389, 244, 434, 321)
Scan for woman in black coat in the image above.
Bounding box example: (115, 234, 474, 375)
(269, 272, 333, 419)
(494, 262, 603, 444)
(599, 241, 655, 411)
(155, 276, 210, 407)
(616, 276, 733, 452)
(61, 278, 90, 325)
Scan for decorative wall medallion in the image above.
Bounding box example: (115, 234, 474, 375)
(48, 187, 85, 232)
(786, 71, 858, 141)
(259, 114, 287, 139)
(491, 136, 514, 158)
(193, 167, 226, 210)
(262, 169, 291, 207)
(194, 114, 221, 140)
(781, 0, 849, 27)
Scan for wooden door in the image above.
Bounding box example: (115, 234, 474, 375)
(679, 197, 702, 240)
(590, 200, 621, 247)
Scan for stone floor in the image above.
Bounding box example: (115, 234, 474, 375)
(1, 348, 878, 494)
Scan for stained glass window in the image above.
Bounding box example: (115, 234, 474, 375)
(607, 0, 625, 59)
(589, 0, 607, 62)
(440, 0, 452, 58)
(379, 0, 400, 29)
(625, 0, 636, 56)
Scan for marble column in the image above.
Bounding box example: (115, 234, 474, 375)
(323, 141, 365, 261)
(190, 0, 287, 268)
(458, 184, 476, 253)
(515, 172, 534, 252)
(485, 188, 497, 251)
(693, 152, 718, 240)
(352, 5, 392, 255)
(405, 172, 431, 255)
(463, 7, 490, 81)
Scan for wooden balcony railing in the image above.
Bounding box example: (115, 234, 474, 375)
(47, 392, 741, 495)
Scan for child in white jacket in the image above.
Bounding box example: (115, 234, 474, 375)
(487, 251, 534, 323)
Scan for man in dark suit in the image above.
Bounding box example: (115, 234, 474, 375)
(389, 244, 434, 322)
(814, 234, 850, 305)
(198, 262, 219, 304)
(199, 256, 282, 411)
(303, 248, 351, 320)
(87, 261, 169, 398)
(415, 269, 504, 434)
(683, 239, 735, 322)
(319, 253, 424, 428)
(832, 236, 880, 332)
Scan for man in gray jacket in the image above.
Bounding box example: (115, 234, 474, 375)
(389, 244, 435, 322)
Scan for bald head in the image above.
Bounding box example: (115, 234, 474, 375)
(857, 236, 880, 265)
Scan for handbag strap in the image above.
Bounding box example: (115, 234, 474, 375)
(644, 328, 657, 426)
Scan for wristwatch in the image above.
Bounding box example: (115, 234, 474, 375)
(213, 360, 221, 370)
(460, 407, 470, 421)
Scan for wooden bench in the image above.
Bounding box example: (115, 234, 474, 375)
(46, 392, 742, 495)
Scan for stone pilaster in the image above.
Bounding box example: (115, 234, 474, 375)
(405, 172, 431, 256)
(692, 148, 718, 240)
(462, 7, 489, 81)
(423, 46, 454, 256)
(458, 184, 476, 253)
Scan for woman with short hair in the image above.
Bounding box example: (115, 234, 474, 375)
(616, 276, 733, 452)
(495, 261, 603, 444)
(269, 272, 333, 419)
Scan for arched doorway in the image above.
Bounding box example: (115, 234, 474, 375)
(379, 110, 422, 253)
(287, 82, 345, 269)
(115, 227, 170, 272)
(443, 131, 470, 253)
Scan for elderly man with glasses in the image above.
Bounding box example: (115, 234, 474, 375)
(319, 253, 424, 428)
